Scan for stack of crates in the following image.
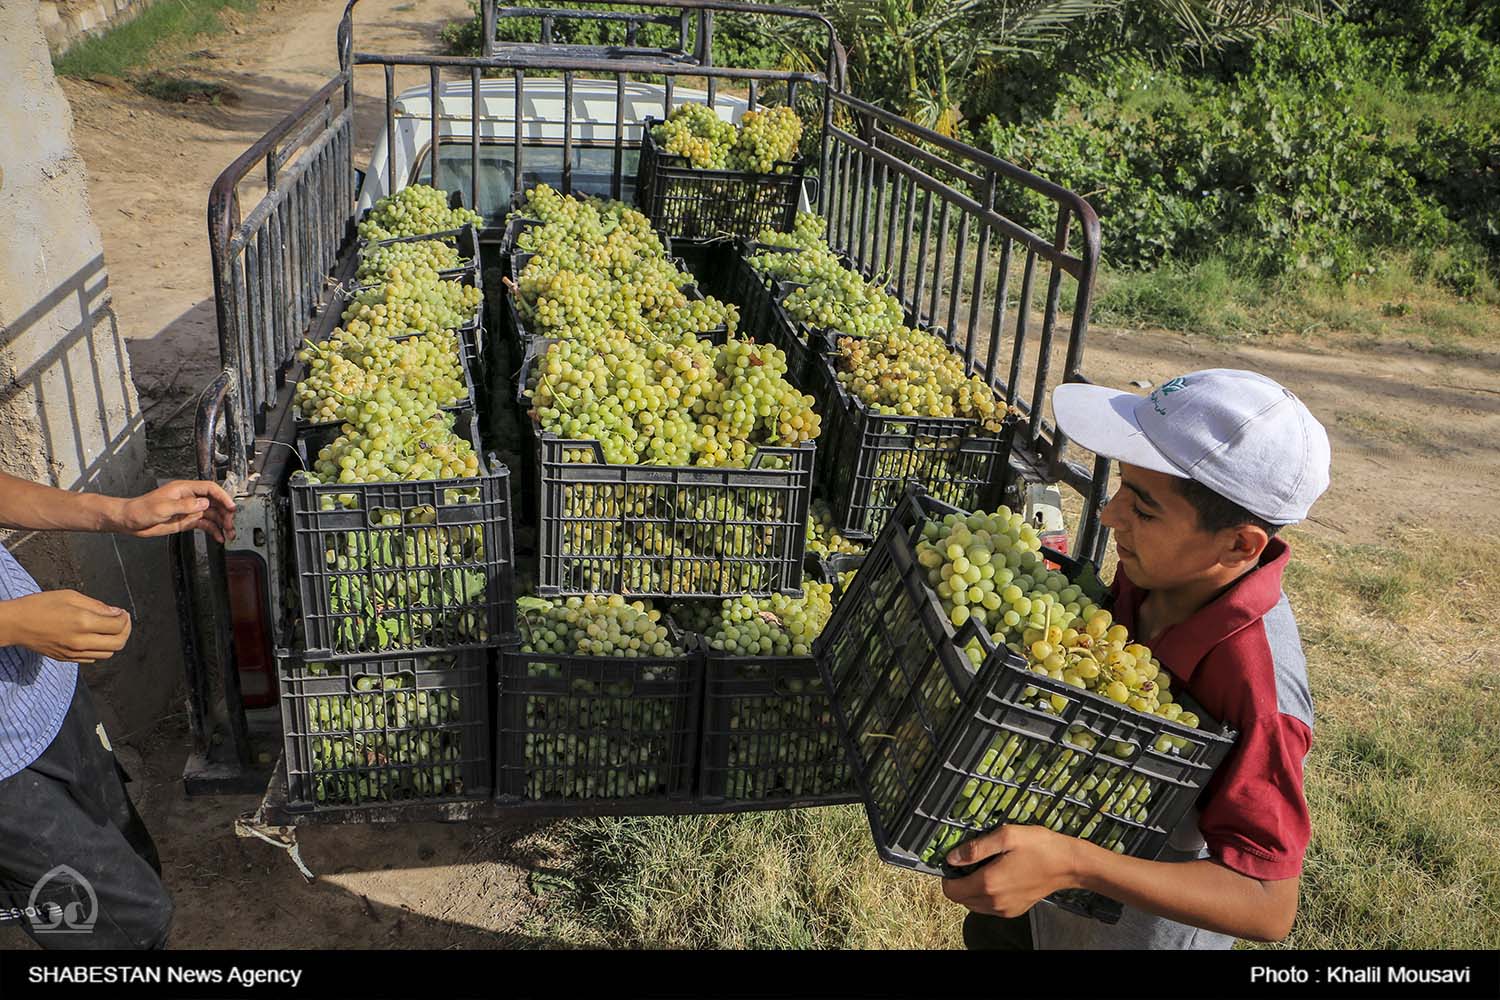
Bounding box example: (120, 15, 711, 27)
(814, 486, 1237, 922)
(495, 193, 854, 813)
(281, 195, 516, 814)
(500, 208, 815, 601)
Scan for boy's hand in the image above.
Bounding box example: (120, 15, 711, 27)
(942, 824, 1083, 917)
(117, 480, 237, 543)
(0, 591, 132, 664)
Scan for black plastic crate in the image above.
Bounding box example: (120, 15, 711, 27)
(279, 650, 491, 811)
(636, 117, 806, 241)
(338, 266, 484, 372)
(811, 552, 866, 606)
(815, 487, 1238, 922)
(531, 419, 815, 598)
(699, 652, 858, 806)
(292, 329, 480, 436)
(818, 352, 1019, 543)
(495, 641, 702, 804)
(356, 223, 481, 285)
(726, 253, 827, 394)
(289, 415, 517, 659)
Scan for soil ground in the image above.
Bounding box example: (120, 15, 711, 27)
(4, 0, 1496, 950)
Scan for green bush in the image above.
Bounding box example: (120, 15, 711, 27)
(977, 8, 1498, 286)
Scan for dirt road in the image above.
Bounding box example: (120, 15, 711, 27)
(8, 0, 1495, 952)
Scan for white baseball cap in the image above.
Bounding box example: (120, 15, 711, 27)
(1052, 369, 1330, 525)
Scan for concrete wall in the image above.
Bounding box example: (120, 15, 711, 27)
(39, 0, 162, 57)
(1, 1, 184, 746)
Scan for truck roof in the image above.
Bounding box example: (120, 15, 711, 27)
(390, 76, 744, 139)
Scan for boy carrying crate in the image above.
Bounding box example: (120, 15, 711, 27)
(949, 369, 1330, 949)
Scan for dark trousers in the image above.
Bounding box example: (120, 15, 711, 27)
(0, 677, 173, 949)
(963, 911, 1035, 950)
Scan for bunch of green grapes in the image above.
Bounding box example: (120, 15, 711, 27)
(651, 104, 803, 173)
(695, 581, 835, 657)
(746, 212, 908, 338)
(294, 328, 467, 424)
(518, 594, 683, 659)
(528, 332, 818, 468)
(308, 410, 481, 486)
(358, 184, 483, 242)
(653, 103, 736, 168)
(730, 106, 803, 173)
(342, 269, 482, 335)
(835, 326, 1008, 431)
(512, 188, 736, 343)
(752, 211, 826, 250)
(357, 239, 466, 283)
(806, 499, 864, 558)
(915, 508, 1201, 738)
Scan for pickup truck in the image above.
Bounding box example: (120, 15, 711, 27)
(176, 0, 1111, 833)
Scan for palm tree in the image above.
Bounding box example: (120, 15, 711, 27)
(798, 0, 1325, 134)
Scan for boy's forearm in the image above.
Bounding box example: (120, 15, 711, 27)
(0, 472, 125, 533)
(1072, 840, 1296, 941)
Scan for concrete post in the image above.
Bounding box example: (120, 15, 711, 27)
(0, 1, 184, 748)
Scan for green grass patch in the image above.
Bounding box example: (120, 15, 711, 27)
(1094, 258, 1267, 339)
(1094, 252, 1500, 354)
(53, 0, 257, 80)
(522, 806, 959, 949)
(133, 72, 234, 104)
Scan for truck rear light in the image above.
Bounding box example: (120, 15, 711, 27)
(225, 552, 277, 709)
(1040, 530, 1070, 570)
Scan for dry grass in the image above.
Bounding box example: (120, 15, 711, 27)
(521, 806, 961, 949)
(1270, 527, 1500, 948)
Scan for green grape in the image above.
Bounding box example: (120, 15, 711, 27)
(685, 580, 835, 657)
(358, 184, 484, 242)
(805, 499, 864, 559)
(295, 327, 467, 425)
(651, 104, 802, 174)
(358, 238, 466, 282)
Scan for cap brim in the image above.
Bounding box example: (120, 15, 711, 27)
(1052, 383, 1188, 477)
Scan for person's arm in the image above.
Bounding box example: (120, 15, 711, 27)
(941, 824, 1298, 941)
(0, 472, 236, 543)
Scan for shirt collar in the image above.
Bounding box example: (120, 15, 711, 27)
(1110, 537, 1291, 683)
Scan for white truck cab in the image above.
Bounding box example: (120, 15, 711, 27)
(357, 78, 751, 219)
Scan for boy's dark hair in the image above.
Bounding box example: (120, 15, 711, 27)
(1175, 477, 1282, 538)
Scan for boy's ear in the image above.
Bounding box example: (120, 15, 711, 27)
(1221, 524, 1270, 569)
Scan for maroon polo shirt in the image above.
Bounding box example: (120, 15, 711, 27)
(1109, 537, 1314, 882)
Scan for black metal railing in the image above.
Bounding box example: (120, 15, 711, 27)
(207, 71, 354, 486)
(821, 92, 1107, 558)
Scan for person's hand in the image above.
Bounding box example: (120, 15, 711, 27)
(117, 480, 236, 543)
(0, 591, 132, 664)
(941, 824, 1084, 918)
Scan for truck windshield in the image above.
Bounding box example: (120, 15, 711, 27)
(414, 140, 643, 222)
